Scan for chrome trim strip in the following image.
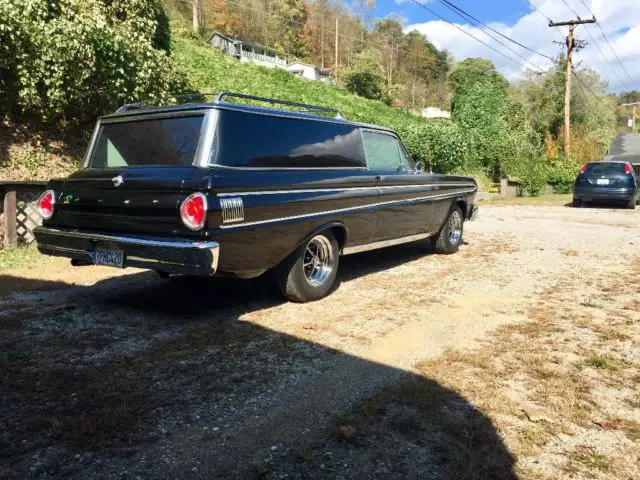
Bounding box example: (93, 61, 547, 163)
(34, 227, 218, 250)
(218, 188, 475, 230)
(209, 164, 367, 171)
(217, 183, 476, 197)
(342, 233, 431, 255)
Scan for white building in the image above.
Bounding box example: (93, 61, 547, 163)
(286, 62, 333, 83)
(421, 107, 451, 119)
(208, 31, 287, 69)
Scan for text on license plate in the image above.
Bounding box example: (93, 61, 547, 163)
(596, 178, 609, 185)
(93, 248, 125, 268)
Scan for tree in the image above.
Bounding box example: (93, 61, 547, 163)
(343, 49, 388, 102)
(275, 0, 309, 57)
(448, 58, 509, 98)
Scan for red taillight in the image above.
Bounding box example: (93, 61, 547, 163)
(180, 192, 207, 230)
(579, 164, 587, 174)
(624, 162, 631, 174)
(37, 190, 56, 220)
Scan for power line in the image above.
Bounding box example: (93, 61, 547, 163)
(581, 25, 634, 91)
(574, 0, 636, 88)
(571, 68, 617, 115)
(434, 0, 553, 62)
(409, 0, 540, 73)
(521, 0, 568, 50)
(559, 0, 582, 19)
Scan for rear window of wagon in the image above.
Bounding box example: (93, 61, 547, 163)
(211, 110, 366, 168)
(89, 115, 205, 168)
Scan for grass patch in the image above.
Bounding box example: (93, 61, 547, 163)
(480, 194, 572, 206)
(0, 245, 41, 270)
(580, 298, 602, 308)
(584, 355, 620, 370)
(572, 447, 610, 472)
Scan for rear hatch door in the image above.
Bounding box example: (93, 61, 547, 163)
(581, 162, 631, 188)
(50, 112, 207, 236)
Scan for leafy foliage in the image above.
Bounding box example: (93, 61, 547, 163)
(397, 120, 467, 173)
(0, 0, 184, 125)
(343, 50, 389, 103)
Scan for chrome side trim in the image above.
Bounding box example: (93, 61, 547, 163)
(209, 164, 367, 171)
(34, 227, 218, 250)
(220, 197, 245, 223)
(217, 183, 476, 197)
(342, 233, 431, 255)
(218, 188, 475, 230)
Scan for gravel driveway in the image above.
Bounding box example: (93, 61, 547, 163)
(1, 203, 638, 479)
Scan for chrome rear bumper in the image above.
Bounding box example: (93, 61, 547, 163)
(33, 227, 219, 276)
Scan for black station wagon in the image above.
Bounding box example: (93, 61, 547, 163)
(34, 93, 478, 302)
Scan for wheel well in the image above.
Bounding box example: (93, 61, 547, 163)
(330, 226, 347, 250)
(455, 199, 468, 218)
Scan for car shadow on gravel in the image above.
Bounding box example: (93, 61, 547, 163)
(0, 239, 516, 479)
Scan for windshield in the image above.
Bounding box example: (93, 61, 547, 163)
(584, 163, 626, 175)
(88, 115, 204, 168)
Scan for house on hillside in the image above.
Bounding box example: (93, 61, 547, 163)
(421, 107, 451, 119)
(286, 62, 333, 84)
(208, 31, 287, 69)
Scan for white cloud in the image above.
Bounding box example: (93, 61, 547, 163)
(404, 0, 640, 92)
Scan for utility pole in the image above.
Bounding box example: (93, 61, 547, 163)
(192, 0, 201, 32)
(621, 102, 640, 130)
(334, 17, 339, 79)
(549, 17, 596, 155)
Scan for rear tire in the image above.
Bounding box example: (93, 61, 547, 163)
(627, 197, 636, 210)
(572, 198, 583, 208)
(276, 231, 339, 302)
(433, 206, 464, 255)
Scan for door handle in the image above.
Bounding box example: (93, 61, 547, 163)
(375, 175, 383, 182)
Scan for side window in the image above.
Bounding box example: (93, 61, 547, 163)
(362, 131, 413, 172)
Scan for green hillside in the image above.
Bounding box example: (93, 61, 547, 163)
(171, 34, 426, 135)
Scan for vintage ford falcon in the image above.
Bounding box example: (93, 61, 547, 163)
(34, 93, 478, 302)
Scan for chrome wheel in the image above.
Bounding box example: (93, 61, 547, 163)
(303, 235, 335, 286)
(448, 210, 463, 246)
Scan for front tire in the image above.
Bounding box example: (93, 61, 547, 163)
(276, 231, 339, 302)
(433, 206, 464, 254)
(572, 198, 583, 208)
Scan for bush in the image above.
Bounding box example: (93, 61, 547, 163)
(547, 156, 581, 193)
(0, 0, 185, 126)
(397, 120, 467, 173)
(508, 157, 548, 196)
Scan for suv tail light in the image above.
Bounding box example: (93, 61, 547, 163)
(579, 164, 587, 174)
(624, 162, 632, 175)
(180, 192, 207, 230)
(37, 190, 56, 219)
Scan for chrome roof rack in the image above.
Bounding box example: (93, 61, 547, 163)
(213, 92, 344, 119)
(115, 92, 345, 119)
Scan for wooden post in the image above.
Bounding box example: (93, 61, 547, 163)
(3, 189, 17, 250)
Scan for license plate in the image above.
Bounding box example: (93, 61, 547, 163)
(596, 178, 609, 185)
(92, 248, 124, 268)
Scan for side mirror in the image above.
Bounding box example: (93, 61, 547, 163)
(414, 161, 424, 173)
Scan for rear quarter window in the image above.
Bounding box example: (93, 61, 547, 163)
(212, 110, 366, 168)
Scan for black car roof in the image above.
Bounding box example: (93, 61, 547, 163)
(100, 98, 396, 134)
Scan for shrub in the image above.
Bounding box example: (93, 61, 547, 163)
(398, 120, 467, 173)
(0, 0, 185, 126)
(508, 157, 548, 197)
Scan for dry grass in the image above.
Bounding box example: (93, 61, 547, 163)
(281, 259, 640, 479)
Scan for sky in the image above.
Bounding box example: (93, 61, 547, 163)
(373, 0, 640, 93)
